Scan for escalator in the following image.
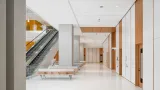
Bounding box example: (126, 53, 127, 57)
(26, 29, 59, 77)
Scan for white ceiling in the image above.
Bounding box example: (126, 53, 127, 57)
(26, 0, 135, 29)
(26, 0, 135, 46)
(69, 0, 135, 27)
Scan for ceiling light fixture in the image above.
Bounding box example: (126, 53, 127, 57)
(98, 18, 101, 22)
(116, 6, 119, 8)
(100, 5, 104, 8)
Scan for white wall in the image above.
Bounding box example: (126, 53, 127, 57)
(116, 25, 119, 73)
(84, 43, 103, 48)
(143, 0, 154, 90)
(0, 1, 6, 90)
(120, 4, 135, 84)
(26, 31, 46, 41)
(103, 34, 112, 68)
(80, 43, 84, 61)
(74, 36, 80, 63)
(103, 40, 108, 65)
(86, 48, 100, 63)
(59, 24, 74, 66)
(154, 0, 160, 90)
(130, 5, 135, 84)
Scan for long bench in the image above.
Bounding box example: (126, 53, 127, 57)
(37, 69, 75, 79)
(48, 66, 79, 73)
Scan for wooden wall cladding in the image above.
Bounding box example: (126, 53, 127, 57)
(112, 32, 116, 48)
(135, 0, 143, 44)
(54, 51, 59, 61)
(26, 20, 43, 31)
(99, 48, 103, 55)
(84, 48, 86, 61)
(112, 50, 116, 69)
(81, 27, 116, 33)
(26, 41, 35, 51)
(111, 32, 116, 70)
(119, 20, 122, 49)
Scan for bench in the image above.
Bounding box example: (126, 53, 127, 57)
(37, 69, 75, 79)
(74, 61, 86, 68)
(48, 66, 79, 73)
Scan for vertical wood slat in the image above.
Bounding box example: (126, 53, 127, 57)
(119, 21, 122, 49)
(135, 0, 143, 44)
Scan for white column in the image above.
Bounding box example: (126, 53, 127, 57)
(74, 36, 80, 63)
(0, 0, 6, 90)
(6, 0, 26, 90)
(143, 0, 154, 90)
(80, 43, 84, 61)
(59, 24, 74, 66)
(154, 0, 160, 90)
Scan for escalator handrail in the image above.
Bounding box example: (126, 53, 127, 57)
(26, 31, 58, 66)
(26, 29, 47, 46)
(26, 32, 59, 77)
(26, 30, 53, 53)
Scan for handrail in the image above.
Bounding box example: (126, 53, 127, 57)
(26, 29, 47, 46)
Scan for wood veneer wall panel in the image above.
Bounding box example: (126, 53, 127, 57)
(84, 48, 86, 61)
(101, 27, 116, 32)
(111, 31, 116, 70)
(54, 51, 59, 61)
(26, 41, 35, 51)
(135, 0, 143, 44)
(112, 32, 116, 48)
(26, 20, 43, 31)
(92, 27, 101, 32)
(81, 27, 116, 33)
(119, 20, 122, 49)
(81, 27, 93, 32)
(99, 48, 103, 55)
(112, 50, 116, 69)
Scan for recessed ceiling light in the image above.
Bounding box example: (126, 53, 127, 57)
(98, 18, 101, 22)
(100, 6, 104, 8)
(116, 6, 119, 8)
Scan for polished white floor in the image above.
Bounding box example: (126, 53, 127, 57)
(26, 63, 142, 90)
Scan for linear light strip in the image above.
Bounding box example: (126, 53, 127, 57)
(68, 0, 82, 34)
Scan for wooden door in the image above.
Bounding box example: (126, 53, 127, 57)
(136, 44, 143, 88)
(119, 49, 122, 75)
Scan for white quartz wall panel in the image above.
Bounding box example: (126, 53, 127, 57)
(122, 17, 126, 77)
(143, 0, 154, 90)
(154, 0, 160, 39)
(125, 10, 131, 81)
(116, 25, 119, 73)
(130, 4, 135, 84)
(154, 0, 160, 89)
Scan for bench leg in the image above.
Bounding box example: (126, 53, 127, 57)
(69, 75, 72, 80)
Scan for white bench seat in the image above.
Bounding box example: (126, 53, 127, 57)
(48, 66, 79, 73)
(37, 69, 75, 79)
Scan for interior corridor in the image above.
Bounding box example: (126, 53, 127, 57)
(26, 63, 142, 90)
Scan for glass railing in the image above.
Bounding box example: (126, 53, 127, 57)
(26, 29, 49, 52)
(26, 30, 56, 65)
(26, 31, 59, 77)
